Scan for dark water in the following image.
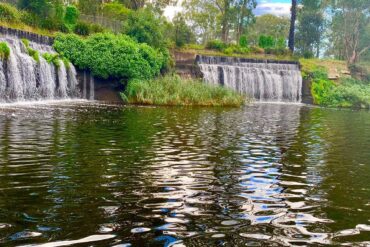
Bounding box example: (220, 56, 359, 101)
(0, 102, 369, 247)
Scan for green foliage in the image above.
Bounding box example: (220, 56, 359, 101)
(73, 21, 90, 36)
(122, 8, 167, 49)
(258, 35, 274, 49)
(0, 3, 21, 23)
(64, 5, 79, 26)
(54, 33, 168, 80)
(239, 35, 248, 48)
(122, 75, 246, 106)
(18, 0, 52, 19)
(42, 52, 61, 68)
(172, 14, 195, 47)
(247, 14, 290, 46)
(21, 38, 40, 62)
(73, 21, 105, 36)
(311, 77, 335, 105)
(0, 42, 10, 60)
(102, 2, 131, 20)
(206, 40, 227, 51)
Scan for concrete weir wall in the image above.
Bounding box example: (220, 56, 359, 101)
(0, 26, 123, 103)
(174, 51, 313, 103)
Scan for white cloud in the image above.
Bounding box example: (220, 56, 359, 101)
(254, 3, 292, 16)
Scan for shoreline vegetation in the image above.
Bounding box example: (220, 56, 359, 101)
(121, 75, 247, 107)
(0, 2, 369, 109)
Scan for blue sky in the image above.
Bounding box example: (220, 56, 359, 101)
(254, 0, 292, 16)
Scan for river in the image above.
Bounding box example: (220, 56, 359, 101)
(0, 102, 369, 246)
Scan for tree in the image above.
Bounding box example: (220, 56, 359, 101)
(183, 0, 256, 43)
(329, 0, 370, 63)
(122, 8, 168, 48)
(78, 0, 101, 15)
(233, 0, 256, 41)
(172, 14, 195, 47)
(296, 0, 325, 57)
(247, 14, 290, 45)
(288, 0, 297, 52)
(18, 0, 53, 18)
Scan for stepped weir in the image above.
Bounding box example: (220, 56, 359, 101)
(197, 55, 303, 103)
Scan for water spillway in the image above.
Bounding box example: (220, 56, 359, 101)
(197, 55, 303, 103)
(0, 34, 80, 103)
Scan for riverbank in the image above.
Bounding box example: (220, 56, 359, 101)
(122, 75, 246, 107)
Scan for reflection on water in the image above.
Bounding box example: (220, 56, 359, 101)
(0, 102, 369, 246)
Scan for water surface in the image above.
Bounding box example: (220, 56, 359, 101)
(0, 102, 369, 246)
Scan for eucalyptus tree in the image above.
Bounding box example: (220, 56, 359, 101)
(295, 0, 325, 57)
(183, 0, 256, 43)
(329, 0, 370, 63)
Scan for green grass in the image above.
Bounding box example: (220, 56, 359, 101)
(0, 41, 10, 59)
(121, 75, 247, 107)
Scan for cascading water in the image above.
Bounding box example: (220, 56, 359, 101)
(0, 35, 81, 103)
(198, 55, 303, 102)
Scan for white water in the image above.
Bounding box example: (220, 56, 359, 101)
(198, 57, 303, 103)
(0, 35, 81, 103)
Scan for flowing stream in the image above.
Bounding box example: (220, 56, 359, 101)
(0, 35, 80, 103)
(198, 56, 303, 103)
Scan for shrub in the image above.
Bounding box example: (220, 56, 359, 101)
(54, 33, 168, 80)
(64, 5, 79, 26)
(74, 21, 90, 36)
(311, 77, 335, 105)
(122, 8, 167, 49)
(239, 35, 248, 48)
(42, 52, 62, 67)
(258, 35, 274, 49)
(250, 46, 265, 54)
(0, 42, 10, 59)
(122, 75, 246, 106)
(0, 3, 21, 23)
(206, 40, 227, 51)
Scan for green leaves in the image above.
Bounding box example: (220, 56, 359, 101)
(53, 33, 168, 80)
(0, 42, 10, 60)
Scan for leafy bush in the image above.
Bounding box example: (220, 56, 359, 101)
(258, 35, 275, 49)
(122, 75, 246, 106)
(102, 2, 131, 20)
(42, 52, 61, 67)
(239, 35, 248, 48)
(0, 3, 21, 23)
(311, 77, 335, 105)
(64, 5, 79, 26)
(122, 9, 167, 49)
(0, 42, 10, 59)
(54, 33, 168, 80)
(322, 79, 370, 108)
(206, 40, 227, 51)
(73, 21, 90, 36)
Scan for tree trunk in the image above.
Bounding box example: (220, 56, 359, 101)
(288, 0, 297, 52)
(221, 0, 230, 43)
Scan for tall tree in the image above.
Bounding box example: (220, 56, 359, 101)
(247, 14, 290, 46)
(233, 0, 256, 41)
(183, 0, 256, 43)
(329, 0, 370, 63)
(288, 0, 297, 52)
(295, 0, 324, 57)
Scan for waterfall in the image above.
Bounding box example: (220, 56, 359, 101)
(0, 35, 80, 103)
(198, 55, 303, 102)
